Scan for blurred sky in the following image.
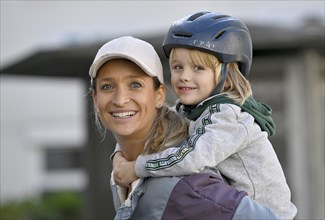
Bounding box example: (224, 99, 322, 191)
(1, 0, 324, 68)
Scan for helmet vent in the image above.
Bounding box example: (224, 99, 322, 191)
(174, 33, 192, 38)
(214, 31, 226, 40)
(188, 12, 207, 21)
(212, 15, 230, 20)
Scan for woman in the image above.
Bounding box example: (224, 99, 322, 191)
(89, 36, 278, 220)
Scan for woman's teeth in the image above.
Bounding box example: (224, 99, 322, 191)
(112, 112, 136, 118)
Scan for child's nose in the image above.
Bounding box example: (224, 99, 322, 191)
(179, 69, 191, 81)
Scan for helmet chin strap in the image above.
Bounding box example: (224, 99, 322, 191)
(211, 63, 228, 96)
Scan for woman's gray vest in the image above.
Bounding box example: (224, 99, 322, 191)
(111, 172, 278, 220)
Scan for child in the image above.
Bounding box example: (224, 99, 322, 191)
(113, 12, 297, 219)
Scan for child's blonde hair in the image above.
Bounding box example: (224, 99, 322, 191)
(171, 49, 252, 105)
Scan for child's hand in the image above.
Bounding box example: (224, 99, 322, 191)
(112, 152, 138, 187)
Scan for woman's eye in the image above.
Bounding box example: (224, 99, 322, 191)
(131, 82, 142, 88)
(101, 84, 112, 90)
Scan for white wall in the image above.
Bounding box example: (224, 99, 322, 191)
(0, 75, 87, 203)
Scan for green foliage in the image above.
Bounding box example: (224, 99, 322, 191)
(0, 191, 82, 220)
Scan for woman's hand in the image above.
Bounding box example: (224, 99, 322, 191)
(112, 152, 138, 187)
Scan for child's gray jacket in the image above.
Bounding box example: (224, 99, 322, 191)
(135, 95, 297, 219)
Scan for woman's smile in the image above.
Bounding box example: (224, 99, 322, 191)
(110, 111, 137, 119)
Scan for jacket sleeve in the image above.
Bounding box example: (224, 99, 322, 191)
(135, 104, 249, 178)
(233, 196, 279, 220)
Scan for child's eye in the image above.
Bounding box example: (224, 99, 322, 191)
(194, 65, 205, 71)
(172, 64, 183, 71)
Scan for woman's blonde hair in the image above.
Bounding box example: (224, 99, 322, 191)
(171, 49, 252, 105)
(91, 77, 188, 154)
(144, 104, 189, 155)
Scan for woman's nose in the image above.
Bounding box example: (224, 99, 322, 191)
(112, 87, 130, 106)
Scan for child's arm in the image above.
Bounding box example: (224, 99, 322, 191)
(112, 152, 138, 187)
(135, 104, 249, 178)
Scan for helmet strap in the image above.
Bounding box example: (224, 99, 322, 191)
(211, 63, 228, 96)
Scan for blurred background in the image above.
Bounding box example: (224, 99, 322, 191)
(1, 1, 324, 220)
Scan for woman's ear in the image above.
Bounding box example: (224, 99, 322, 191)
(92, 90, 98, 112)
(156, 85, 166, 108)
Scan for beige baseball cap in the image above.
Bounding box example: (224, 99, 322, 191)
(89, 36, 164, 85)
